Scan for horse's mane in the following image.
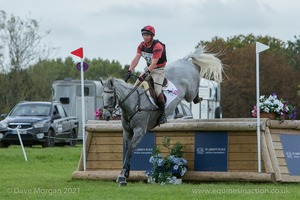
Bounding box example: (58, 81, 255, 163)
(111, 78, 134, 90)
(183, 46, 223, 82)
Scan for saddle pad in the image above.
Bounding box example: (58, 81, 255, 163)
(142, 79, 179, 108)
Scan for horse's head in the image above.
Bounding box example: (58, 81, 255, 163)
(102, 79, 117, 121)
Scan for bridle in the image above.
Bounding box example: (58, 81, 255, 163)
(103, 88, 117, 110)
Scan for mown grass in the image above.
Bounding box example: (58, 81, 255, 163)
(0, 145, 299, 200)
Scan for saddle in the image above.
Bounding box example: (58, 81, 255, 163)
(140, 78, 168, 104)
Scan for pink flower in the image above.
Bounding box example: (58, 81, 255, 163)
(94, 108, 103, 118)
(251, 106, 257, 117)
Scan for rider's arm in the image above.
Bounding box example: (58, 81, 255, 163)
(129, 53, 141, 71)
(148, 58, 159, 72)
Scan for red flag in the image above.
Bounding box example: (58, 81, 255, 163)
(71, 47, 83, 58)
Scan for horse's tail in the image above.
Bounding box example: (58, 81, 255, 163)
(183, 46, 223, 82)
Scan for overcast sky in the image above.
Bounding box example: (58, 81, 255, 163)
(2, 0, 300, 71)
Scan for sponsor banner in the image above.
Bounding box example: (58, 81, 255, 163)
(194, 131, 228, 171)
(280, 134, 300, 176)
(124, 131, 155, 170)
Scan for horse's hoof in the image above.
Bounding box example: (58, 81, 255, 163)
(119, 181, 127, 187)
(193, 97, 202, 104)
(117, 175, 127, 186)
(116, 175, 126, 183)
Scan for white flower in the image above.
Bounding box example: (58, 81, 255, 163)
(180, 167, 187, 176)
(149, 156, 154, 163)
(167, 155, 175, 161)
(157, 158, 164, 166)
(167, 176, 177, 184)
(259, 94, 285, 114)
(180, 158, 187, 165)
(173, 165, 179, 170)
(173, 158, 181, 165)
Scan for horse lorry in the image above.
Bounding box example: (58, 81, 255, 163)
(52, 79, 104, 140)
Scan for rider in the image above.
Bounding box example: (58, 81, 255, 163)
(124, 25, 167, 124)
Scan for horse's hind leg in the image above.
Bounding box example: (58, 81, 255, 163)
(193, 93, 203, 104)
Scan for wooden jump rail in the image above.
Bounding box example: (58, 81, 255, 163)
(72, 118, 300, 183)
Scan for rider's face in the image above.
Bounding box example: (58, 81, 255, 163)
(142, 34, 153, 44)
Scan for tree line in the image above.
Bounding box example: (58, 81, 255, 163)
(0, 57, 132, 113)
(1, 11, 300, 119)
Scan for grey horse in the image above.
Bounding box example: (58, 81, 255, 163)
(102, 46, 223, 186)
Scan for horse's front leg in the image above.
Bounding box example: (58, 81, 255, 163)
(117, 126, 147, 186)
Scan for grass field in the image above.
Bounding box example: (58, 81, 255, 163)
(0, 145, 299, 200)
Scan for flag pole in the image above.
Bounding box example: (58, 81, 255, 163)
(80, 58, 87, 171)
(71, 47, 86, 171)
(255, 42, 269, 173)
(255, 50, 261, 172)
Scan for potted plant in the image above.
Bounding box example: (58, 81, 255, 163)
(146, 136, 187, 185)
(251, 93, 296, 120)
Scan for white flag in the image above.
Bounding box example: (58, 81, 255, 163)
(256, 42, 269, 53)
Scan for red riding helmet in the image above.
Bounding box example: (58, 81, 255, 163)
(141, 25, 155, 36)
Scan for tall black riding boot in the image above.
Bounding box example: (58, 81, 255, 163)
(157, 93, 167, 124)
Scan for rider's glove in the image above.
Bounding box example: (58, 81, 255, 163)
(139, 69, 150, 81)
(124, 70, 132, 82)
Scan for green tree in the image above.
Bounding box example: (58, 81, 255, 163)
(286, 35, 300, 69)
(0, 10, 52, 72)
(84, 58, 124, 80)
(205, 34, 300, 118)
(0, 11, 54, 112)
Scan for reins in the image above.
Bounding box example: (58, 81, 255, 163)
(119, 75, 163, 106)
(119, 80, 142, 107)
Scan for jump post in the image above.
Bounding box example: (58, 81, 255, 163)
(72, 118, 300, 183)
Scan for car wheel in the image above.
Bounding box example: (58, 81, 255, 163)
(42, 129, 55, 148)
(69, 129, 77, 147)
(0, 141, 9, 148)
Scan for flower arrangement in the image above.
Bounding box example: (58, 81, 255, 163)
(251, 93, 296, 120)
(146, 136, 187, 185)
(94, 107, 103, 119)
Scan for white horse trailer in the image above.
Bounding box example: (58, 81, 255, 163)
(52, 79, 104, 140)
(182, 79, 221, 119)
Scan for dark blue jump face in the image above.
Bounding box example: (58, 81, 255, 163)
(281, 134, 300, 176)
(194, 131, 228, 172)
